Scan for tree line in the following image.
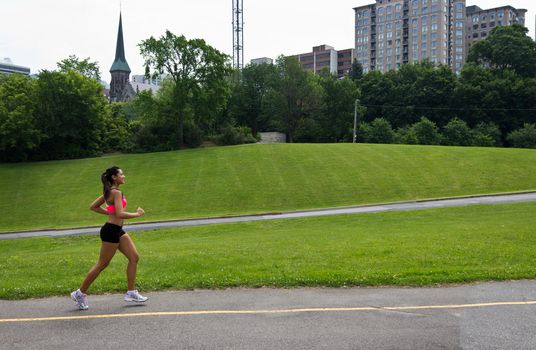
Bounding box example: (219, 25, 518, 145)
(1, 25, 535, 162)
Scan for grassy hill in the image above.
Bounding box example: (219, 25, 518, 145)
(1, 143, 536, 232)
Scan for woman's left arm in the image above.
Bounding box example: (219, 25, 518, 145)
(90, 195, 108, 215)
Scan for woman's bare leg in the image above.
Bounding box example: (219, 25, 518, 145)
(80, 242, 119, 293)
(118, 233, 140, 291)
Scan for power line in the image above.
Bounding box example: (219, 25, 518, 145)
(361, 104, 536, 112)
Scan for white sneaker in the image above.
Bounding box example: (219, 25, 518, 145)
(124, 290, 148, 302)
(70, 289, 89, 310)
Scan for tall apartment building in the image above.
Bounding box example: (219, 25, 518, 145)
(337, 48, 355, 77)
(291, 45, 355, 78)
(355, 0, 466, 73)
(355, 1, 529, 73)
(465, 5, 526, 52)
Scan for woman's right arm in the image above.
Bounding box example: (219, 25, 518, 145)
(111, 190, 144, 219)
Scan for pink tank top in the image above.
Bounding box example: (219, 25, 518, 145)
(105, 195, 127, 213)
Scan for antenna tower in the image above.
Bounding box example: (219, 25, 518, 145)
(232, 0, 244, 69)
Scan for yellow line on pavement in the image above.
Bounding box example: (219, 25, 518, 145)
(1, 300, 536, 323)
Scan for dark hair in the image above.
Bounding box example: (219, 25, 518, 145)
(101, 166, 121, 201)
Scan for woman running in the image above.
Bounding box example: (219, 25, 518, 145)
(71, 166, 147, 310)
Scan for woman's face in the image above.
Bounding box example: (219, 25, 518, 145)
(113, 169, 125, 185)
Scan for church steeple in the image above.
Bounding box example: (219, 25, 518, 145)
(110, 12, 131, 73)
(109, 11, 135, 102)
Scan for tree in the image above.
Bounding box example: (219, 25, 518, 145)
(316, 73, 359, 142)
(360, 62, 457, 129)
(57, 55, 101, 81)
(359, 70, 395, 123)
(33, 70, 108, 160)
(467, 24, 536, 78)
(349, 59, 363, 81)
(0, 74, 41, 161)
(102, 102, 130, 152)
(263, 56, 324, 143)
(228, 63, 278, 135)
(456, 64, 536, 138)
(139, 31, 232, 148)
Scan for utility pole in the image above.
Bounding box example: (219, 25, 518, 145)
(353, 98, 359, 143)
(232, 0, 244, 69)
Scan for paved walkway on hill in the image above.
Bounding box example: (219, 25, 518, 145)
(2, 191, 536, 240)
(1, 280, 536, 349)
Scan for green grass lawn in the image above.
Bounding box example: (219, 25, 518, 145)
(1, 143, 536, 232)
(1, 202, 535, 300)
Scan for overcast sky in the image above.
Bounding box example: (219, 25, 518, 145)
(1, 0, 534, 81)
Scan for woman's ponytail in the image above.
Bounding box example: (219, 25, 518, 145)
(101, 166, 120, 201)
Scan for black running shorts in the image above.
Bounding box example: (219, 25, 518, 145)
(100, 222, 126, 243)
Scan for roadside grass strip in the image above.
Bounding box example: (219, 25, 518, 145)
(2, 143, 536, 232)
(1, 202, 536, 299)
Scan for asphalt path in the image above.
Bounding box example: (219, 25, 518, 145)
(2, 280, 536, 349)
(2, 191, 536, 240)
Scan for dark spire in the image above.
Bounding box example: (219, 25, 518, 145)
(110, 12, 131, 72)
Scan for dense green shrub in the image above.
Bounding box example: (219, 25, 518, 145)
(507, 124, 536, 148)
(442, 118, 473, 146)
(213, 125, 258, 146)
(472, 122, 502, 147)
(367, 118, 396, 144)
(411, 117, 442, 145)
